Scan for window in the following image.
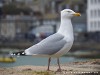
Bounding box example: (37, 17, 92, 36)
(94, 10, 97, 17)
(98, 21, 100, 27)
(95, 21, 98, 29)
(98, 9, 100, 17)
(91, 0, 94, 4)
(94, 0, 98, 4)
(90, 21, 93, 29)
(91, 10, 93, 17)
(94, 21, 96, 25)
(98, 0, 100, 3)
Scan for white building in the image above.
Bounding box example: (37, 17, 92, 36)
(87, 0, 100, 32)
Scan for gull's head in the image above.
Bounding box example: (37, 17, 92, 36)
(61, 9, 81, 19)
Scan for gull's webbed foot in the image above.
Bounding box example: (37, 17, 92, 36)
(56, 68, 62, 72)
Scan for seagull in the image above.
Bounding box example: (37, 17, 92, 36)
(12, 9, 81, 72)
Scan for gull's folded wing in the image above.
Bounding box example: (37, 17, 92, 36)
(25, 33, 66, 55)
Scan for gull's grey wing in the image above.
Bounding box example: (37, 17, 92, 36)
(25, 33, 66, 55)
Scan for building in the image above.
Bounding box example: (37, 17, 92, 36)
(87, 0, 100, 32)
(0, 0, 87, 39)
(4, 0, 51, 15)
(0, 0, 4, 7)
(0, 15, 34, 39)
(0, 0, 4, 17)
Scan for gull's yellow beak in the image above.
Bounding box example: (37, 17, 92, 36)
(73, 13, 81, 16)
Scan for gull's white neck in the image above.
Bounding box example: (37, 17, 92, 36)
(58, 17, 74, 40)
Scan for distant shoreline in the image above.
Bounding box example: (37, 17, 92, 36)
(0, 59, 100, 75)
(0, 42, 100, 50)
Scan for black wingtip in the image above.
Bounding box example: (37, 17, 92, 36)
(11, 51, 26, 56)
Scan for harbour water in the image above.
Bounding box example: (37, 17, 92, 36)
(0, 56, 89, 67)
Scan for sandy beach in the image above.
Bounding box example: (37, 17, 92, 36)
(0, 59, 100, 75)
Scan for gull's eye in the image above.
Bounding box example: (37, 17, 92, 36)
(67, 11, 71, 13)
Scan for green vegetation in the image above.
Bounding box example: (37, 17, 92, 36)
(2, 3, 32, 15)
(20, 70, 55, 75)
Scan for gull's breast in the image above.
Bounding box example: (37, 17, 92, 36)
(52, 39, 73, 57)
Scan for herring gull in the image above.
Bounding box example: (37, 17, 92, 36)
(12, 9, 81, 72)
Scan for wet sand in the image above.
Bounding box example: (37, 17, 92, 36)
(0, 59, 100, 75)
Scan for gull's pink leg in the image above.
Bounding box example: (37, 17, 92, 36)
(47, 57, 51, 71)
(56, 58, 62, 72)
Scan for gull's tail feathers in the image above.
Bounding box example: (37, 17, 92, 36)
(11, 51, 26, 56)
(11, 51, 50, 57)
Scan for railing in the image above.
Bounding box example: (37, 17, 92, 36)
(0, 19, 58, 43)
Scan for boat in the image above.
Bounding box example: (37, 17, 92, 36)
(0, 56, 16, 63)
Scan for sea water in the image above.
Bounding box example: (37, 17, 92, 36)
(0, 56, 88, 67)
